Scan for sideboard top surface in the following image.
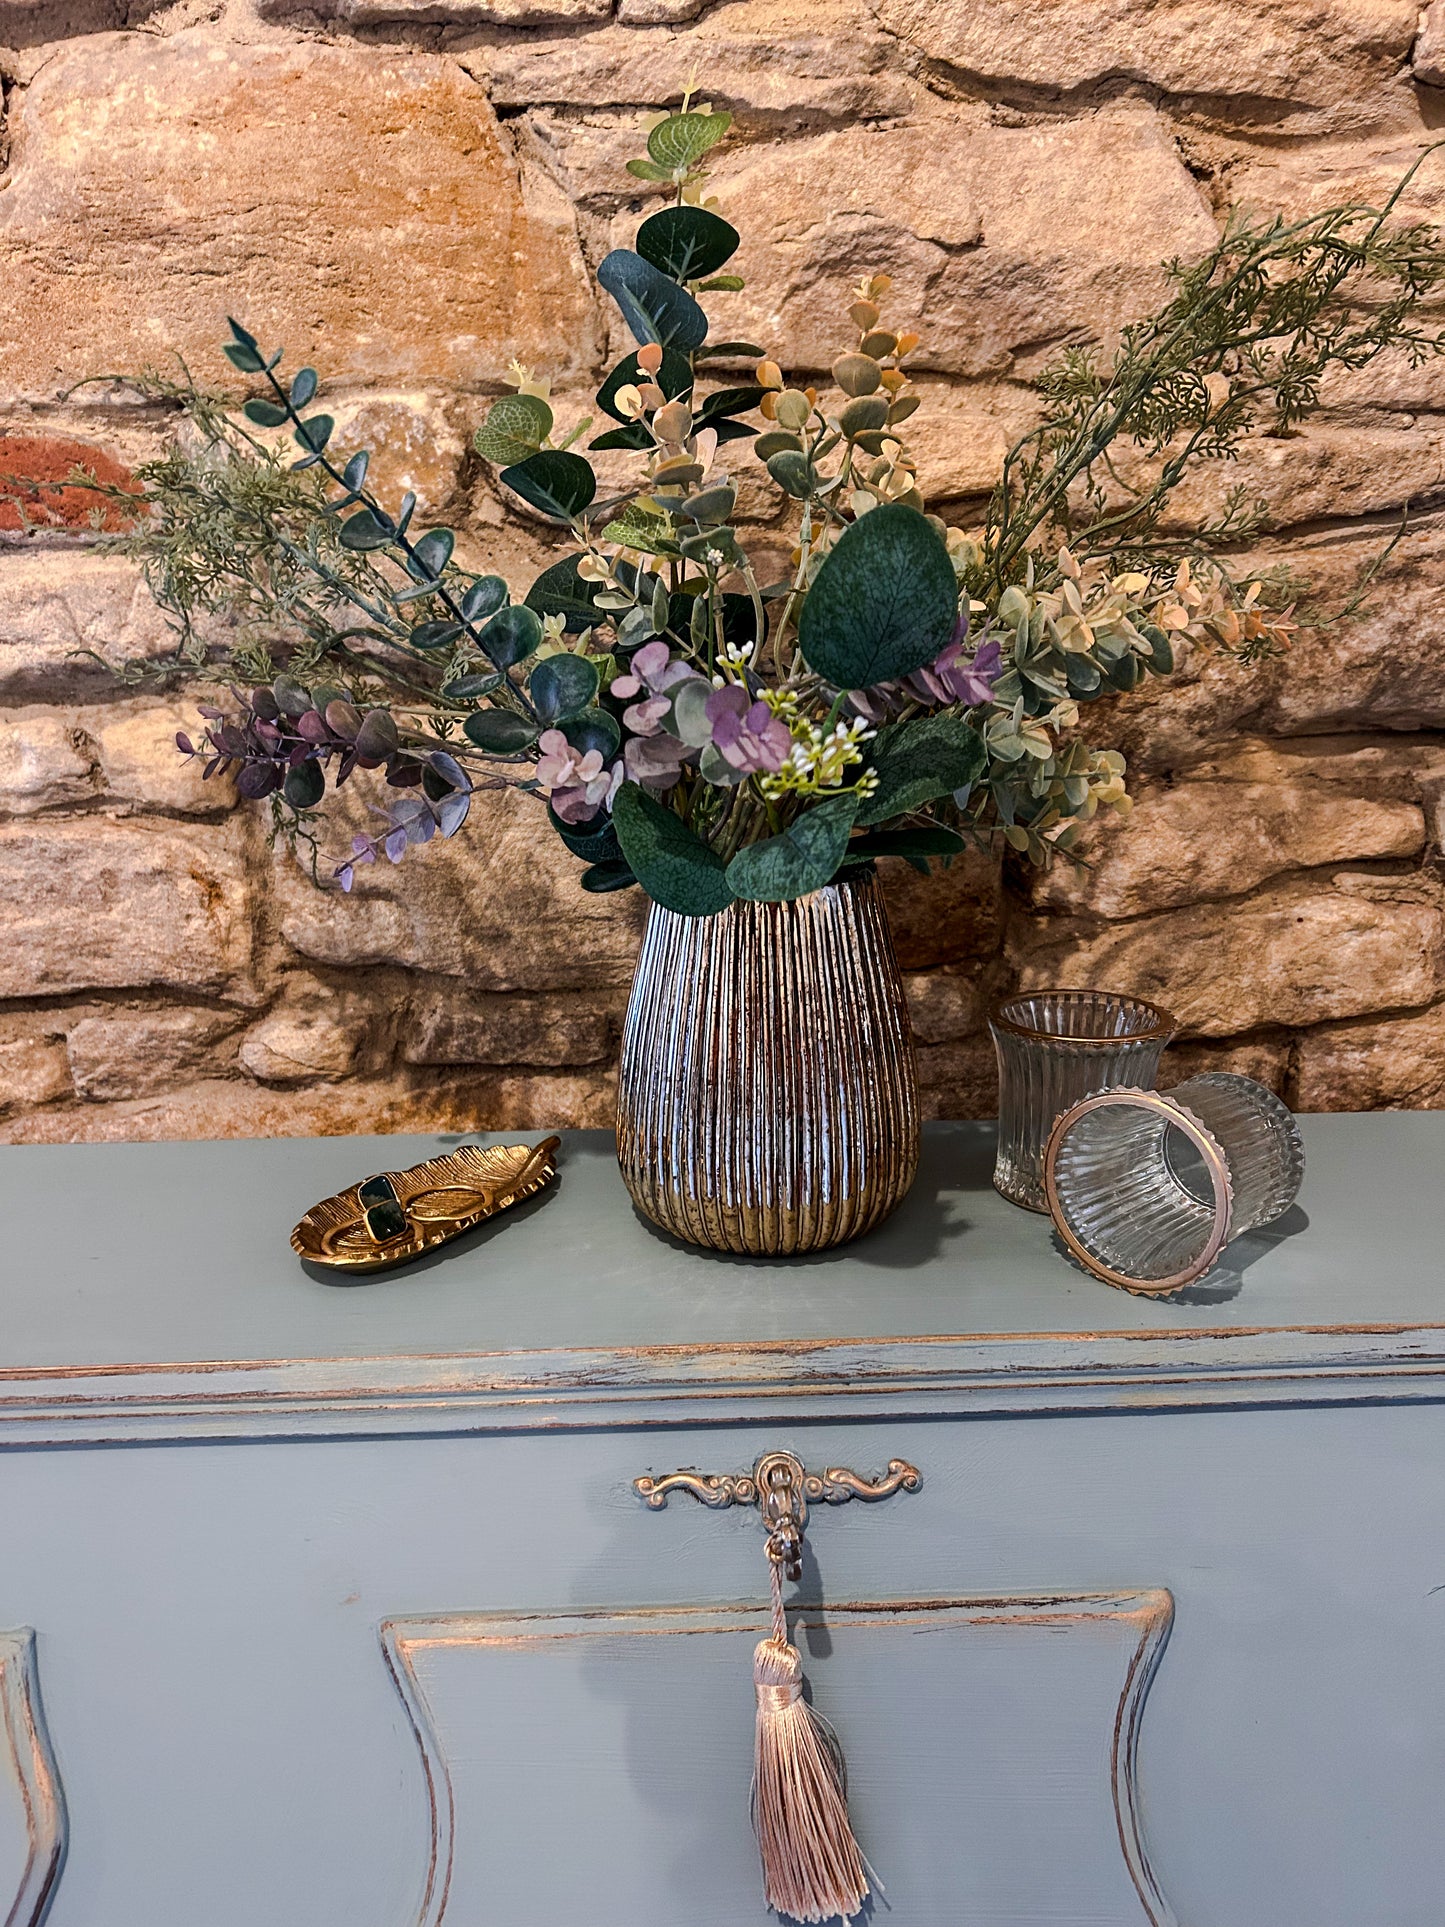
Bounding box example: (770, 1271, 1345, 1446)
(0, 1115, 1435, 1372)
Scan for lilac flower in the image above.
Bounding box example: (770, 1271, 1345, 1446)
(624, 732, 690, 790)
(906, 635, 1004, 709)
(611, 639, 699, 701)
(705, 685, 792, 775)
(534, 728, 617, 822)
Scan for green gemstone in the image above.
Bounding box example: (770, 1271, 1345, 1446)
(358, 1174, 398, 1207)
(364, 1199, 408, 1243)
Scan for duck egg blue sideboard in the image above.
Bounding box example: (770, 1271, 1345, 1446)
(0, 1116, 1442, 1927)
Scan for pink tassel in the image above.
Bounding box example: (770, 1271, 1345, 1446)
(751, 1561, 870, 1924)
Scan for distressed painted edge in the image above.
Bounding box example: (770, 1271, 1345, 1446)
(0, 1324, 1443, 1442)
(0, 1630, 67, 1927)
(381, 1591, 1178, 1927)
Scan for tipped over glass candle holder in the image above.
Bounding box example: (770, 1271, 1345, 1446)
(1043, 1072, 1306, 1295)
(989, 990, 1175, 1212)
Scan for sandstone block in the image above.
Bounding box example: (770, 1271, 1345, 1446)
(1295, 1002, 1445, 1109)
(1160, 1035, 1293, 1094)
(700, 106, 1216, 378)
(0, 553, 174, 703)
(916, 1035, 997, 1120)
(870, 0, 1416, 125)
(66, 1006, 242, 1101)
(404, 988, 612, 1067)
(1415, 0, 1445, 86)
(0, 818, 253, 998)
(95, 701, 238, 814)
(905, 970, 983, 1044)
(240, 1009, 361, 1085)
(478, 0, 913, 127)
(277, 786, 646, 992)
(0, 710, 93, 812)
(1032, 780, 1424, 919)
(0, 1027, 71, 1114)
(880, 848, 1005, 972)
(1011, 871, 1443, 1036)
(0, 38, 597, 401)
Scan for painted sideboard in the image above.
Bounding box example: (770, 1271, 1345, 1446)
(0, 1116, 1442, 1927)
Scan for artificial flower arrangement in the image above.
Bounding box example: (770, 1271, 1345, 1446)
(91, 100, 1443, 917)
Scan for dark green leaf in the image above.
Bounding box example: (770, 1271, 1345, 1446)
(409, 620, 464, 651)
(478, 603, 544, 669)
(550, 802, 622, 863)
(530, 653, 600, 725)
(845, 826, 965, 860)
(339, 508, 394, 551)
(1104, 651, 1145, 691)
(500, 450, 597, 523)
(341, 450, 370, 492)
(1063, 654, 1103, 696)
(224, 342, 266, 374)
(798, 502, 959, 688)
(354, 710, 399, 761)
(283, 760, 325, 809)
(461, 575, 509, 623)
(563, 707, 621, 761)
(693, 385, 766, 430)
(524, 557, 603, 633)
(290, 368, 318, 409)
(697, 340, 767, 360)
(409, 528, 455, 581)
(1140, 622, 1174, 674)
(725, 792, 859, 902)
(596, 347, 693, 423)
(597, 250, 709, 352)
(581, 859, 639, 893)
(711, 419, 759, 445)
(294, 414, 334, 454)
(242, 399, 289, 428)
(611, 782, 733, 916)
(463, 709, 539, 755)
(855, 713, 987, 826)
(441, 673, 503, 699)
(590, 423, 655, 452)
(636, 206, 740, 281)
(767, 450, 815, 498)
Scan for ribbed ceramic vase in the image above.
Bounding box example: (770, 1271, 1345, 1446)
(616, 870, 920, 1255)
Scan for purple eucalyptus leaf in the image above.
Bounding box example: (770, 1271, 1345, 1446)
(437, 790, 471, 838)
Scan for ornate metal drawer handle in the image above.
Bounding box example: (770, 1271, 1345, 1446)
(634, 1450, 921, 1579)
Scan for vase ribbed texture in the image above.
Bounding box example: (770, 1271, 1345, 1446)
(989, 990, 1174, 1212)
(617, 870, 920, 1255)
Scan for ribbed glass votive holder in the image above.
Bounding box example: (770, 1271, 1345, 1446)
(989, 990, 1175, 1211)
(1043, 1072, 1307, 1295)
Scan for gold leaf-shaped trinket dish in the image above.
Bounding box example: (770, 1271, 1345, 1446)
(291, 1136, 561, 1274)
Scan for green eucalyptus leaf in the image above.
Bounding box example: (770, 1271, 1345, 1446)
(479, 603, 544, 669)
(596, 347, 693, 423)
(242, 399, 289, 428)
(290, 368, 318, 409)
(597, 250, 709, 352)
(283, 760, 325, 810)
(766, 450, 815, 498)
(753, 430, 803, 461)
(697, 274, 745, 292)
(625, 158, 674, 183)
(550, 802, 623, 864)
(461, 575, 509, 623)
(581, 859, 640, 892)
(409, 528, 455, 581)
(562, 707, 622, 761)
(409, 620, 464, 651)
(725, 792, 859, 903)
(855, 713, 987, 826)
(1140, 622, 1174, 674)
(294, 414, 334, 454)
(339, 508, 395, 551)
(798, 502, 959, 689)
(646, 110, 732, 171)
(667, 677, 715, 749)
(441, 672, 503, 699)
(500, 450, 597, 523)
(524, 557, 603, 633)
(530, 652, 600, 725)
(463, 709, 538, 755)
(636, 205, 740, 281)
(611, 782, 733, 917)
(1064, 654, 1104, 696)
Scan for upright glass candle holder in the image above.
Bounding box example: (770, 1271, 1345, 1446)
(1043, 1072, 1306, 1295)
(989, 990, 1175, 1212)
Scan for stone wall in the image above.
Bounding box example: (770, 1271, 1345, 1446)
(2, 0, 1444, 1142)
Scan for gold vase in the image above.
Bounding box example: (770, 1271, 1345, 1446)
(616, 868, 920, 1255)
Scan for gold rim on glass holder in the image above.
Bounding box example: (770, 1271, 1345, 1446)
(988, 990, 1176, 1045)
(1044, 1088, 1234, 1296)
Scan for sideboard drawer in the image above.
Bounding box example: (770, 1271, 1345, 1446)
(2, 1401, 1441, 1927)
